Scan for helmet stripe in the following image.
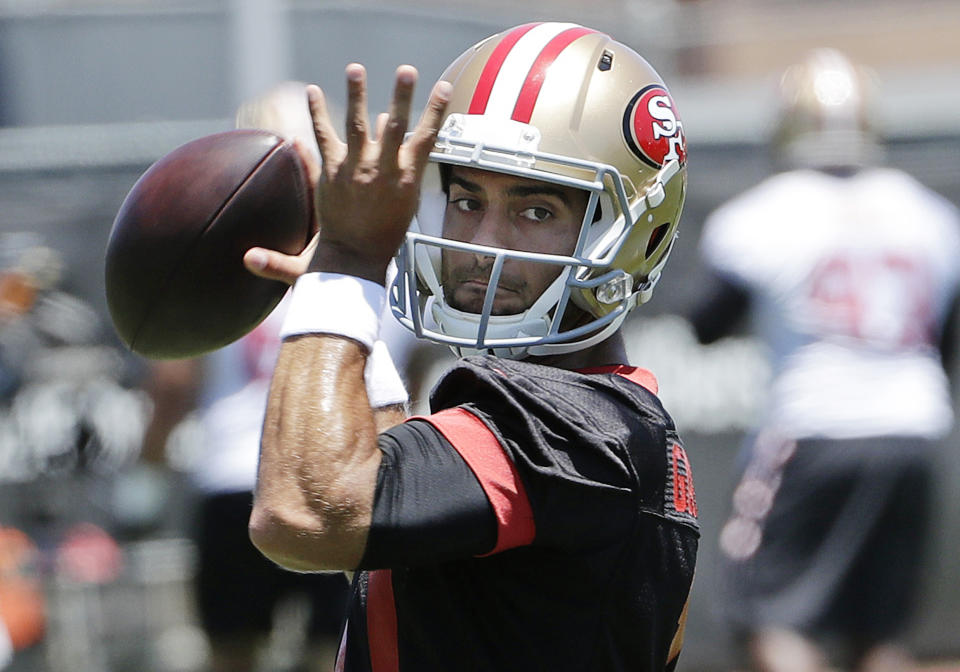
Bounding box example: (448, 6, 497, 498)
(470, 23, 585, 119)
(511, 26, 598, 123)
(468, 22, 540, 115)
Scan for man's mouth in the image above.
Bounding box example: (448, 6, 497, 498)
(461, 278, 491, 292)
(449, 277, 522, 314)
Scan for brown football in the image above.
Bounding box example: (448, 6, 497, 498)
(105, 129, 314, 359)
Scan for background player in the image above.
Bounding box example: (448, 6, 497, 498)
(243, 23, 699, 672)
(688, 48, 960, 672)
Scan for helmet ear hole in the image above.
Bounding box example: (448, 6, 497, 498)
(645, 223, 670, 257)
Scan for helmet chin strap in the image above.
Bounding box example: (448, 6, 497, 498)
(431, 300, 548, 358)
(447, 315, 627, 360)
(521, 310, 630, 358)
(432, 285, 639, 360)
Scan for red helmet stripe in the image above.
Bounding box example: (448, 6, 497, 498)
(468, 22, 541, 115)
(510, 26, 598, 123)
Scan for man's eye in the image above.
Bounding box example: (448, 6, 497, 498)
(520, 207, 552, 222)
(452, 198, 481, 213)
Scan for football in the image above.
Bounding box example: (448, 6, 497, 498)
(105, 129, 314, 359)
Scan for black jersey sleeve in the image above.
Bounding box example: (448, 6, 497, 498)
(358, 419, 497, 569)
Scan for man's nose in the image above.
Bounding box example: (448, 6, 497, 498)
(468, 210, 510, 250)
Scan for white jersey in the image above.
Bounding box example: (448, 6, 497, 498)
(191, 287, 422, 493)
(700, 167, 960, 439)
(190, 295, 289, 493)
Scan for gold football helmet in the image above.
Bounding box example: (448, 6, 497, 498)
(390, 22, 687, 358)
(773, 48, 882, 169)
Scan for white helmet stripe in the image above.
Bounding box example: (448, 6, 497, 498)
(470, 22, 588, 121)
(511, 26, 599, 123)
(468, 22, 539, 115)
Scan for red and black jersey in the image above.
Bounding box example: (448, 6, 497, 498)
(336, 356, 699, 672)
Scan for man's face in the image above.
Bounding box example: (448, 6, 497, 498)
(440, 166, 589, 315)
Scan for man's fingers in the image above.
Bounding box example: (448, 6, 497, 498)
(406, 80, 452, 173)
(380, 66, 417, 159)
(307, 84, 344, 169)
(344, 63, 370, 159)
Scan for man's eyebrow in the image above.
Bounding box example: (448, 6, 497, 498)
(448, 174, 574, 205)
(448, 174, 482, 193)
(507, 183, 573, 205)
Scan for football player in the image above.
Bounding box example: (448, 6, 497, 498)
(244, 23, 698, 671)
(689, 48, 960, 672)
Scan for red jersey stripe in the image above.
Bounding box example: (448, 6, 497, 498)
(420, 407, 535, 554)
(367, 569, 399, 672)
(578, 365, 659, 395)
(468, 22, 540, 115)
(511, 26, 597, 123)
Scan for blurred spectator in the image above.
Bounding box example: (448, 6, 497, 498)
(0, 231, 149, 671)
(135, 297, 352, 672)
(688, 49, 960, 672)
(0, 232, 145, 485)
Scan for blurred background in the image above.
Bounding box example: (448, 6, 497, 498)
(0, 0, 958, 670)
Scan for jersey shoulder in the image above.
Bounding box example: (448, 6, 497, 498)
(859, 168, 960, 225)
(429, 357, 698, 530)
(430, 356, 674, 435)
(699, 170, 820, 281)
(706, 170, 824, 227)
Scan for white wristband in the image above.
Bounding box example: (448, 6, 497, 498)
(279, 272, 386, 351)
(364, 340, 409, 408)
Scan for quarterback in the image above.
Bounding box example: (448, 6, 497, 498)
(245, 23, 698, 671)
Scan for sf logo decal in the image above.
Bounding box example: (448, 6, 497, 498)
(622, 85, 686, 168)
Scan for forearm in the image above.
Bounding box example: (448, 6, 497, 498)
(251, 333, 383, 571)
(246, 62, 446, 571)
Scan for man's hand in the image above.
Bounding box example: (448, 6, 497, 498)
(243, 65, 451, 286)
(309, 64, 450, 284)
